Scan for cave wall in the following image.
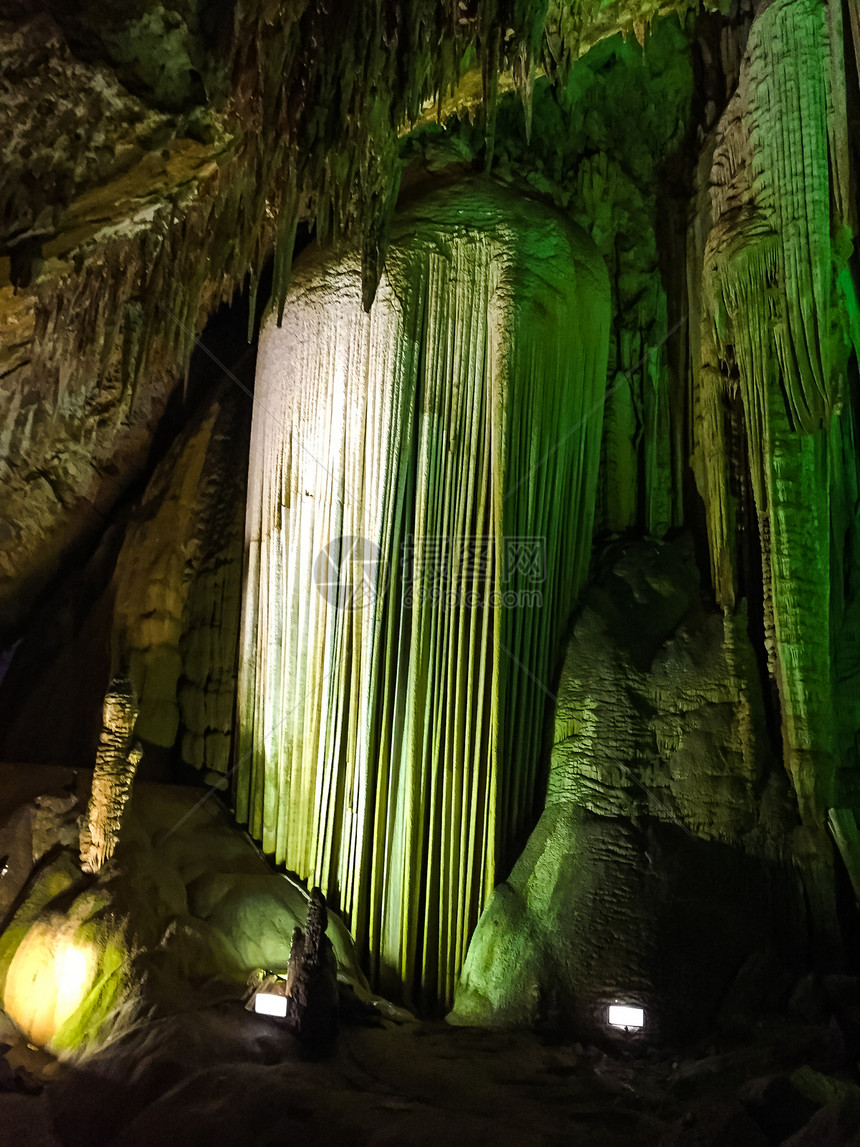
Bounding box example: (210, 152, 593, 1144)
(0, 378, 249, 783)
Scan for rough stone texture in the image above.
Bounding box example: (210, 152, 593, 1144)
(0, 2, 683, 644)
(689, 0, 860, 827)
(7, 984, 858, 1146)
(115, 784, 369, 993)
(0, 763, 78, 926)
(453, 536, 828, 1040)
(79, 675, 140, 874)
(186, 872, 363, 986)
(0, 13, 178, 250)
(0, 839, 136, 1056)
(0, 775, 369, 1056)
(0, 378, 250, 782)
(113, 382, 249, 772)
(284, 888, 339, 1048)
(0, 7, 231, 634)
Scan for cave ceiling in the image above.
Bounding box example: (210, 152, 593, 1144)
(0, 1, 730, 634)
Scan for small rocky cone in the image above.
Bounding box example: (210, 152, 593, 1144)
(285, 887, 339, 1050)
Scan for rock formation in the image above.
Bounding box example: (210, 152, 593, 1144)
(452, 535, 823, 1039)
(691, 0, 860, 834)
(237, 178, 609, 1006)
(79, 676, 141, 874)
(0, 0, 859, 1048)
(284, 887, 339, 1049)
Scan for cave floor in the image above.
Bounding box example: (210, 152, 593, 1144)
(2, 997, 859, 1146)
(0, 767, 858, 1143)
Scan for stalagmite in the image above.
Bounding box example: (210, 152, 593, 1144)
(79, 675, 140, 874)
(285, 888, 339, 1049)
(237, 179, 610, 1005)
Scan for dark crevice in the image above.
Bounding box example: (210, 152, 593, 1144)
(721, 364, 782, 760)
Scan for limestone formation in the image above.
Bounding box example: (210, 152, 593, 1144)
(79, 676, 140, 874)
(1, 0, 860, 1056)
(0, 3, 683, 641)
(237, 178, 610, 1006)
(690, 0, 860, 827)
(452, 536, 818, 1039)
(112, 384, 248, 774)
(284, 888, 339, 1049)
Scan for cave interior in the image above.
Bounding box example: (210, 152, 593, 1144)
(2, 1, 860, 1143)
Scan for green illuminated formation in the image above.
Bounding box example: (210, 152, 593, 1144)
(405, 18, 695, 536)
(0, 853, 134, 1055)
(452, 535, 798, 1037)
(237, 180, 609, 1004)
(455, 0, 860, 1026)
(693, 0, 860, 826)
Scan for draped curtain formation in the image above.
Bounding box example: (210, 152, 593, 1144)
(238, 180, 610, 1005)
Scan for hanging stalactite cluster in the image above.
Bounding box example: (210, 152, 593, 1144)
(402, 18, 695, 537)
(692, 0, 860, 829)
(237, 179, 610, 1006)
(228, 0, 699, 314)
(0, 0, 698, 636)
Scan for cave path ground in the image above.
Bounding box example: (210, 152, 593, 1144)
(1, 994, 856, 1145)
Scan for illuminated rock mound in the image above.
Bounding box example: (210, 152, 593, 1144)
(452, 535, 820, 1039)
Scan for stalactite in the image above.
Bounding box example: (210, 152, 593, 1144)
(402, 21, 695, 538)
(237, 179, 610, 1006)
(1, 3, 693, 634)
(79, 676, 140, 874)
(693, 0, 860, 824)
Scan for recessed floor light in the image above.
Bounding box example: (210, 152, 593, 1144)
(254, 992, 288, 1018)
(607, 1004, 644, 1029)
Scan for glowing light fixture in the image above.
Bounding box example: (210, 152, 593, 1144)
(254, 992, 288, 1018)
(608, 1004, 644, 1030)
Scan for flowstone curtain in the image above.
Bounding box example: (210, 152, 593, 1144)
(692, 0, 860, 825)
(237, 180, 610, 1005)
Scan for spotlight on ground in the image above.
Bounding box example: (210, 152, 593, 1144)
(254, 992, 288, 1018)
(607, 1003, 644, 1030)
